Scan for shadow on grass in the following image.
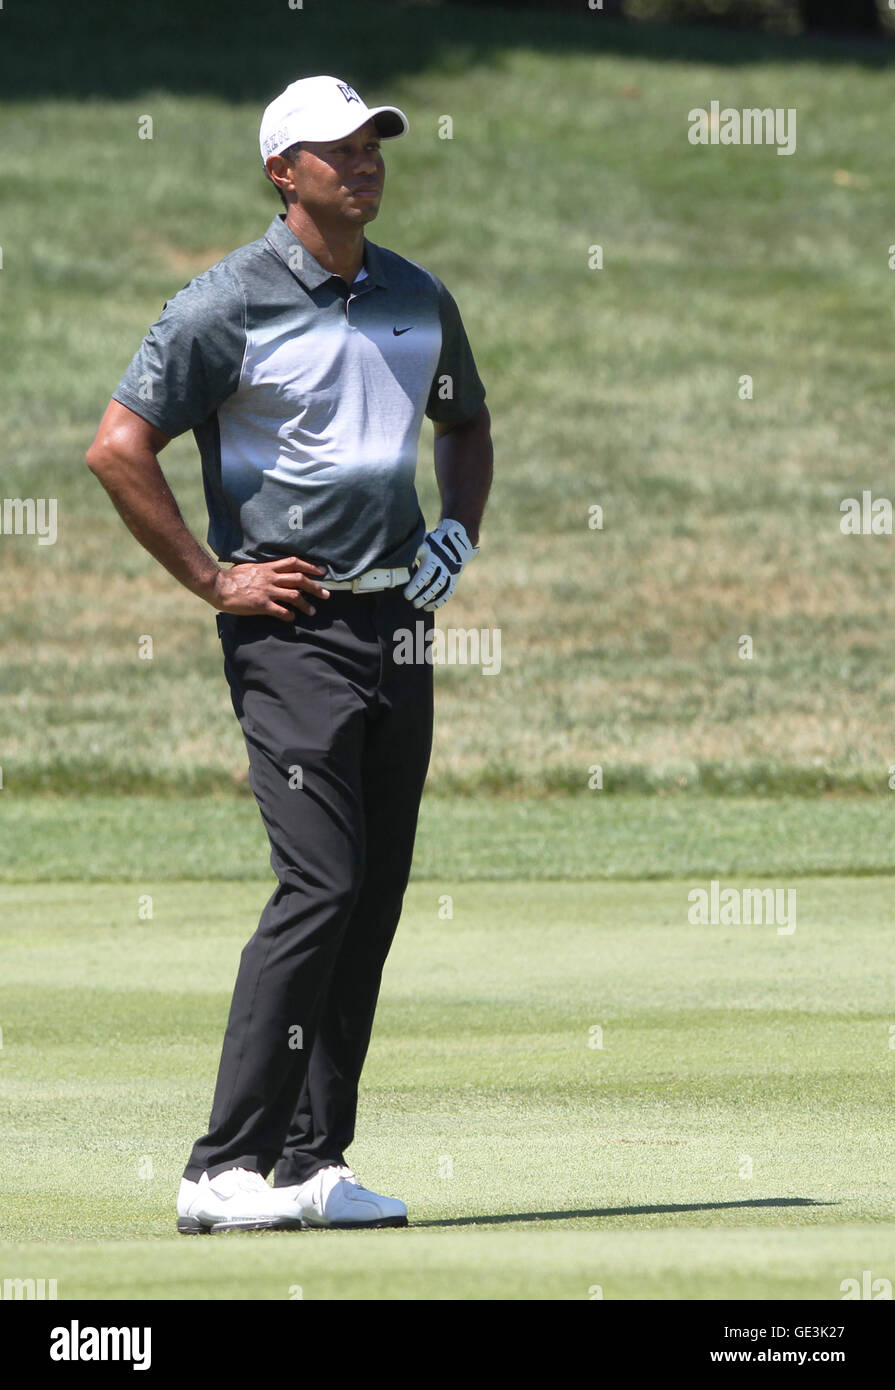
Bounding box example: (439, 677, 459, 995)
(411, 1196, 834, 1227)
(2, 0, 894, 105)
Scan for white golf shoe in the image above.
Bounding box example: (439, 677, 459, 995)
(176, 1166, 304, 1234)
(283, 1164, 408, 1229)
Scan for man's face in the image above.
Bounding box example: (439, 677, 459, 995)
(276, 118, 385, 224)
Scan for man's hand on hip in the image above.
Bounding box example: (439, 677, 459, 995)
(403, 519, 478, 612)
(209, 556, 331, 620)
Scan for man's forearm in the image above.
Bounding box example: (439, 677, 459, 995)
(434, 411, 493, 547)
(86, 445, 221, 603)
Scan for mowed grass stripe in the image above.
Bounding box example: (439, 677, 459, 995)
(0, 1227, 891, 1301)
(2, 794, 895, 882)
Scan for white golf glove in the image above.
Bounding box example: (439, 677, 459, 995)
(403, 518, 478, 612)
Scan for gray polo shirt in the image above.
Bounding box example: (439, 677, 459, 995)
(112, 214, 486, 580)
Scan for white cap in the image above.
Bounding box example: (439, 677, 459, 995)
(259, 76, 408, 163)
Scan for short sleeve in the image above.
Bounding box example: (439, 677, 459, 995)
(425, 273, 486, 426)
(111, 261, 246, 437)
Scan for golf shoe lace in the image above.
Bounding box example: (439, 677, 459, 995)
(232, 1167, 271, 1192)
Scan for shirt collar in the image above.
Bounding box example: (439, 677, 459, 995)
(265, 213, 388, 291)
(361, 239, 387, 290)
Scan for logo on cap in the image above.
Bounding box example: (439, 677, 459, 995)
(337, 83, 362, 105)
(262, 126, 291, 159)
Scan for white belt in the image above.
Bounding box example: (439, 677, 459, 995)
(324, 566, 411, 593)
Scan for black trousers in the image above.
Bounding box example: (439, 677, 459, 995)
(183, 588, 434, 1185)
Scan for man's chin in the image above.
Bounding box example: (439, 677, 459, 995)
(345, 194, 381, 218)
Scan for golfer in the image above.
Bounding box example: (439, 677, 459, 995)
(85, 75, 493, 1232)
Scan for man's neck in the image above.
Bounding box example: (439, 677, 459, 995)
(284, 207, 365, 286)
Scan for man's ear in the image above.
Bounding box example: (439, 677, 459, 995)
(265, 154, 290, 197)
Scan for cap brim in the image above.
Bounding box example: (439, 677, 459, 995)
(327, 105, 408, 141)
(368, 106, 409, 138)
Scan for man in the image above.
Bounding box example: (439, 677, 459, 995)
(85, 75, 493, 1233)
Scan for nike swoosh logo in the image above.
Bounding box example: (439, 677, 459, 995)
(393, 326, 413, 336)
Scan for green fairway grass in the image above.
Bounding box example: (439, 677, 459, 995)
(1, 792, 895, 883)
(1, 1228, 892, 1302)
(1, 873, 892, 1298)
